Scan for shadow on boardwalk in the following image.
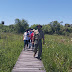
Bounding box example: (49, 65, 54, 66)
(12, 48, 46, 72)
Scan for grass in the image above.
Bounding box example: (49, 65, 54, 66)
(42, 35, 72, 72)
(0, 33, 72, 72)
(0, 33, 24, 72)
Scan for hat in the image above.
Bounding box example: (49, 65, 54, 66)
(32, 29, 35, 32)
(36, 25, 42, 28)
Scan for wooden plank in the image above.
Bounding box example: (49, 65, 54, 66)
(12, 48, 46, 72)
(12, 70, 46, 72)
(12, 68, 46, 72)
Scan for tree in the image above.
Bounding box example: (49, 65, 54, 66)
(42, 24, 52, 34)
(30, 24, 38, 30)
(14, 18, 29, 33)
(9, 24, 15, 32)
(50, 21, 60, 34)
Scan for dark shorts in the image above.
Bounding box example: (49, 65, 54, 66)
(24, 40, 28, 47)
(28, 39, 30, 43)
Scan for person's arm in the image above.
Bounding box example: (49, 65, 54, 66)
(23, 33, 24, 40)
(27, 32, 30, 37)
(23, 35, 24, 40)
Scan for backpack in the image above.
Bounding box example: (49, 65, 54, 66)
(34, 29, 39, 40)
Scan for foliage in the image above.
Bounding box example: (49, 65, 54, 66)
(0, 33, 72, 72)
(42, 24, 52, 34)
(30, 24, 38, 30)
(0, 18, 29, 33)
(42, 35, 72, 72)
(0, 33, 23, 72)
(50, 21, 60, 34)
(14, 19, 29, 33)
(0, 20, 72, 36)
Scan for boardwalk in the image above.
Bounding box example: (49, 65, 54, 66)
(12, 48, 46, 72)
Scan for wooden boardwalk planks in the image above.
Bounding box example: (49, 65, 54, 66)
(12, 49, 46, 72)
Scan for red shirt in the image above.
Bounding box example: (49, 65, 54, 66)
(31, 32, 34, 40)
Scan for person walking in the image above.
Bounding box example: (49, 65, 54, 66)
(31, 29, 35, 50)
(32, 25, 45, 60)
(23, 29, 29, 51)
(28, 28, 32, 49)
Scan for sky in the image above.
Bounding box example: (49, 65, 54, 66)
(0, 0, 72, 26)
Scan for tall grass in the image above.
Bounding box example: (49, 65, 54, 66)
(42, 35, 72, 72)
(1, 33, 72, 72)
(0, 33, 23, 72)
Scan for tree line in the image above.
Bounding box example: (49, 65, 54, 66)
(0, 18, 72, 36)
(0, 19, 29, 33)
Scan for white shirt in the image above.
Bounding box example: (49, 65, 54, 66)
(23, 32, 29, 40)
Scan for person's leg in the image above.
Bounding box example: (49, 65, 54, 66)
(34, 44, 38, 57)
(24, 40, 26, 50)
(32, 43, 34, 50)
(25, 40, 28, 49)
(27, 40, 28, 47)
(38, 40, 42, 59)
(29, 39, 31, 49)
(31, 40, 34, 50)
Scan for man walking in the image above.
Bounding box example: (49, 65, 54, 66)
(32, 25, 44, 60)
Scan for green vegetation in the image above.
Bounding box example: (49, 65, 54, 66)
(0, 18, 29, 33)
(31, 21, 72, 36)
(42, 35, 72, 72)
(0, 20, 72, 36)
(0, 19, 72, 72)
(0, 33, 23, 72)
(0, 33, 72, 72)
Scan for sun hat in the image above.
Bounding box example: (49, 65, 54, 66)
(36, 25, 42, 28)
(32, 29, 35, 32)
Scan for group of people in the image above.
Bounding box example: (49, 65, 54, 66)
(23, 25, 45, 60)
(23, 28, 35, 50)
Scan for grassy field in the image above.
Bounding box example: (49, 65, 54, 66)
(42, 35, 72, 72)
(0, 33, 23, 72)
(0, 33, 72, 72)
